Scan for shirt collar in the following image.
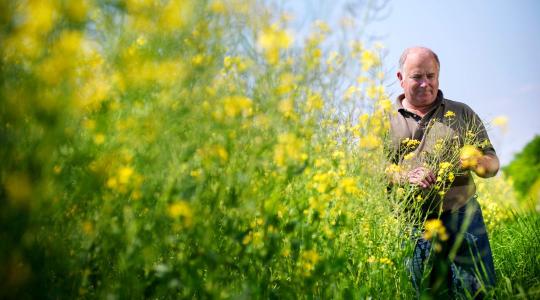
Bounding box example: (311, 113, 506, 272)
(395, 90, 445, 114)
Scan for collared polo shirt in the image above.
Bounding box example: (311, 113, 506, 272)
(387, 90, 497, 212)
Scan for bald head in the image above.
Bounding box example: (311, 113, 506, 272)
(399, 47, 440, 72)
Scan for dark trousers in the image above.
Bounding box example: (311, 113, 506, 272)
(410, 195, 496, 299)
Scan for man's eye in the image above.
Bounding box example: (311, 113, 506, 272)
(412, 76, 422, 80)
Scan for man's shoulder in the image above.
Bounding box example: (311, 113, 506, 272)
(443, 97, 476, 114)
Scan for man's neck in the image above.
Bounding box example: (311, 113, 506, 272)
(402, 98, 437, 117)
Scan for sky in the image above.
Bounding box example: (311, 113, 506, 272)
(285, 0, 540, 165)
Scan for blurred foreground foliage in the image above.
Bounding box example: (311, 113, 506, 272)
(0, 0, 398, 298)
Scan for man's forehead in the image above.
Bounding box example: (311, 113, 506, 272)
(406, 66, 438, 73)
(405, 51, 437, 64)
(403, 53, 439, 72)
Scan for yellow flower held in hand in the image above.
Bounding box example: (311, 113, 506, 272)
(460, 145, 482, 169)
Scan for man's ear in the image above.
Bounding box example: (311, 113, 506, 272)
(397, 71, 403, 85)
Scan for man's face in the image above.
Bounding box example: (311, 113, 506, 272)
(397, 51, 439, 106)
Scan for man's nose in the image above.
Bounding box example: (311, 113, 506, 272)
(419, 79, 429, 87)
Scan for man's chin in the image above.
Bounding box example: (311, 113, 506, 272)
(418, 94, 435, 104)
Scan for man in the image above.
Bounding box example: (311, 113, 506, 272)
(386, 47, 498, 298)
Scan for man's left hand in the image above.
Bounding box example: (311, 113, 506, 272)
(461, 153, 499, 178)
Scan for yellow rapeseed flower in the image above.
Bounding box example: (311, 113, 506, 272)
(83, 119, 96, 130)
(356, 75, 368, 84)
(360, 49, 380, 71)
(106, 177, 117, 189)
(385, 164, 402, 175)
(190, 169, 202, 178)
(314, 20, 331, 34)
(65, 0, 90, 22)
(365, 84, 385, 100)
(460, 145, 482, 169)
(434, 138, 444, 153)
(339, 177, 359, 195)
(257, 24, 293, 64)
(444, 110, 456, 118)
(306, 93, 323, 112)
(492, 115, 508, 127)
(168, 201, 193, 227)
(312, 172, 332, 194)
(423, 219, 448, 241)
(278, 98, 295, 119)
(118, 166, 134, 184)
(159, 0, 194, 31)
(22, 0, 59, 36)
(94, 133, 105, 145)
(366, 85, 377, 99)
(191, 54, 205, 65)
(223, 95, 253, 118)
(213, 145, 228, 162)
(402, 138, 421, 149)
(209, 0, 226, 13)
(273, 133, 306, 167)
(359, 134, 381, 149)
(344, 86, 359, 101)
(492, 115, 508, 132)
(379, 257, 394, 266)
(276, 73, 296, 95)
(448, 172, 455, 182)
(379, 99, 392, 112)
(223, 56, 233, 69)
(136, 35, 147, 46)
(300, 249, 320, 276)
(439, 161, 452, 170)
(358, 113, 370, 128)
(403, 152, 415, 161)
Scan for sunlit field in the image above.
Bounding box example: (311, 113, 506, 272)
(1, 1, 538, 299)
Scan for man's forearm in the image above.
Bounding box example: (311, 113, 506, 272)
(475, 154, 499, 178)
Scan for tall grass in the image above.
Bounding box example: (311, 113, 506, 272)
(491, 212, 540, 298)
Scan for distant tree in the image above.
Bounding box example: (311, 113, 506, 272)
(503, 135, 540, 200)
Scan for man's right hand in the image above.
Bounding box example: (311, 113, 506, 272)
(407, 166, 436, 189)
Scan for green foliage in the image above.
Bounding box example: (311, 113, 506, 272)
(0, 0, 400, 298)
(503, 135, 540, 200)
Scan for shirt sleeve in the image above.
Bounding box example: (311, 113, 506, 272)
(463, 105, 497, 157)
